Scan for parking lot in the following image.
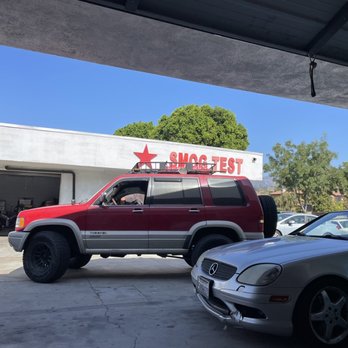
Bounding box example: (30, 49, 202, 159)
(0, 237, 306, 348)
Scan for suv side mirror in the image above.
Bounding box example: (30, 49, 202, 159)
(100, 192, 108, 205)
(288, 220, 295, 226)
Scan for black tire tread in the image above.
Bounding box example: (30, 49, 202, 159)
(23, 231, 70, 283)
(69, 254, 92, 269)
(183, 254, 193, 267)
(294, 278, 348, 347)
(258, 195, 278, 238)
(190, 234, 233, 266)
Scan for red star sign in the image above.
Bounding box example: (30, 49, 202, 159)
(134, 145, 157, 167)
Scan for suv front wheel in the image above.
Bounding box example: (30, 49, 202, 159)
(23, 231, 71, 283)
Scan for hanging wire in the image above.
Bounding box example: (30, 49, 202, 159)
(309, 56, 317, 97)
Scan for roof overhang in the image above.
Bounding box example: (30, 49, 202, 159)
(0, 0, 347, 108)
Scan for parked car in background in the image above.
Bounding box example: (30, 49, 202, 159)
(277, 211, 294, 221)
(312, 218, 348, 236)
(191, 210, 348, 347)
(332, 219, 348, 230)
(275, 213, 317, 236)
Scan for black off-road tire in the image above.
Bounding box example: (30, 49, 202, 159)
(23, 231, 71, 283)
(189, 234, 233, 266)
(69, 254, 92, 269)
(183, 254, 194, 267)
(258, 195, 278, 238)
(293, 279, 348, 347)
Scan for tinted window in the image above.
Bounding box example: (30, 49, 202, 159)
(182, 178, 202, 204)
(208, 178, 244, 206)
(290, 215, 305, 224)
(277, 212, 293, 221)
(306, 215, 316, 223)
(152, 178, 201, 204)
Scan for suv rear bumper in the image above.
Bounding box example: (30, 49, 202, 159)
(8, 231, 30, 251)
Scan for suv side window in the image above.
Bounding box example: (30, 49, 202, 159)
(208, 178, 245, 206)
(100, 179, 149, 205)
(151, 178, 202, 204)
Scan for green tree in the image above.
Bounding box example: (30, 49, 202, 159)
(114, 121, 156, 139)
(274, 192, 298, 212)
(337, 162, 348, 194)
(114, 105, 249, 150)
(329, 162, 348, 210)
(311, 194, 346, 213)
(264, 138, 338, 213)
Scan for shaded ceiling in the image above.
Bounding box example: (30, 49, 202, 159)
(82, 0, 348, 67)
(0, 0, 347, 108)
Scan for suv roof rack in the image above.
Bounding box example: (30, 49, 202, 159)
(130, 162, 216, 175)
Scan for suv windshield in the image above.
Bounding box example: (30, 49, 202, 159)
(296, 211, 348, 239)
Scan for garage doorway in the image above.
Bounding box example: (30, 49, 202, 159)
(0, 171, 60, 232)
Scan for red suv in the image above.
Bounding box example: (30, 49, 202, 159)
(8, 162, 277, 283)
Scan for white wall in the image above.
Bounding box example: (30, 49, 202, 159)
(59, 173, 73, 204)
(0, 123, 265, 206)
(59, 169, 125, 204)
(0, 123, 263, 180)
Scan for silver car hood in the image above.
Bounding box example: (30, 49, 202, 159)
(204, 236, 348, 270)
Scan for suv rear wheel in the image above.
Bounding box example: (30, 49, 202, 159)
(69, 254, 92, 269)
(23, 231, 70, 283)
(187, 234, 233, 266)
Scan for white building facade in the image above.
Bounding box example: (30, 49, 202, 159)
(0, 123, 263, 217)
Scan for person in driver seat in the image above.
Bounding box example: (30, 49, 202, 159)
(118, 192, 144, 205)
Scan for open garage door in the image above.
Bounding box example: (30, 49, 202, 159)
(0, 171, 60, 232)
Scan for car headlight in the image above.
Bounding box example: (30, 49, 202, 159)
(237, 264, 282, 286)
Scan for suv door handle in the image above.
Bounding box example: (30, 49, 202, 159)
(132, 208, 144, 213)
(189, 208, 200, 213)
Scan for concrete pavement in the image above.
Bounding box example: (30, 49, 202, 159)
(0, 237, 304, 348)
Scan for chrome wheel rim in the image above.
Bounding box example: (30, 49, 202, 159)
(309, 286, 348, 345)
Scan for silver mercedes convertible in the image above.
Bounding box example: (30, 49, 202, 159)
(191, 211, 348, 347)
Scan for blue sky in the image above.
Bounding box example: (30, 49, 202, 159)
(1, 45, 347, 166)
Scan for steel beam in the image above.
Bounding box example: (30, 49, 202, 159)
(307, 2, 348, 56)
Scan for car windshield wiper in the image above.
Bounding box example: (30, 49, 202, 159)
(290, 231, 306, 236)
(321, 234, 348, 240)
(292, 231, 348, 240)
